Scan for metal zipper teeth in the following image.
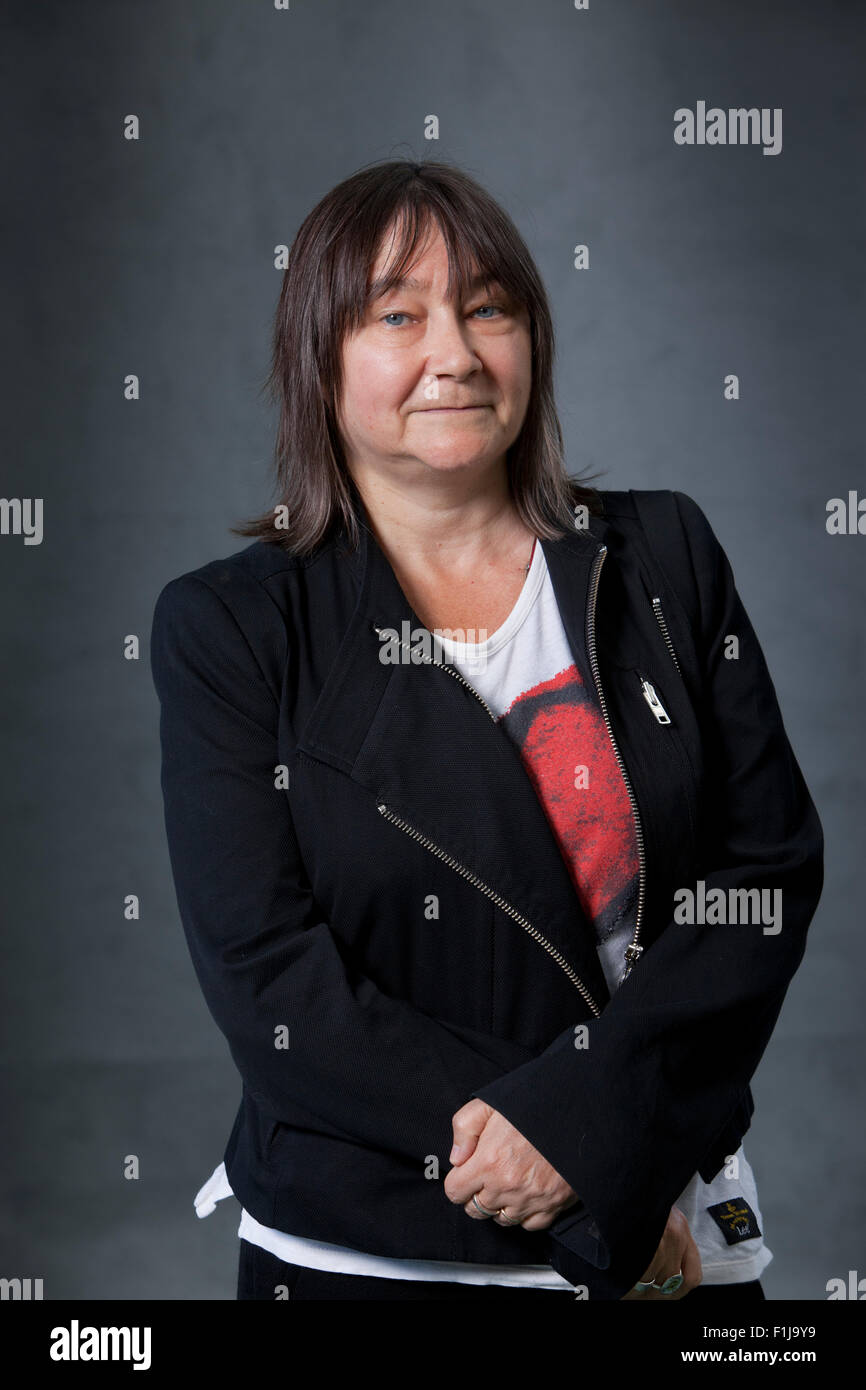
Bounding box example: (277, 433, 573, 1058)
(376, 800, 601, 1018)
(371, 624, 498, 722)
(651, 597, 681, 675)
(587, 546, 645, 980)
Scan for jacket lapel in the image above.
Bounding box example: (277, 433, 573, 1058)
(297, 497, 617, 1013)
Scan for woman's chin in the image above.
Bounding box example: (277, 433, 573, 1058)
(413, 449, 503, 475)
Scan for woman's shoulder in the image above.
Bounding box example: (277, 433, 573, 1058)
(152, 531, 349, 623)
(588, 487, 731, 652)
(150, 539, 307, 698)
(150, 530, 359, 697)
(587, 483, 710, 528)
(157, 537, 305, 603)
(592, 485, 723, 570)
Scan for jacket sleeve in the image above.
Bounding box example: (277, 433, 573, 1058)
(468, 490, 825, 1297)
(150, 570, 536, 1168)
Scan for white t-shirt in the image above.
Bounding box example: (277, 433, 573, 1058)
(196, 537, 772, 1289)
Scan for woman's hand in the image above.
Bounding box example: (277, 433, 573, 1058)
(444, 1098, 581, 1230)
(620, 1205, 703, 1300)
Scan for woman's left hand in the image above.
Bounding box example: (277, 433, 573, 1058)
(444, 1098, 581, 1230)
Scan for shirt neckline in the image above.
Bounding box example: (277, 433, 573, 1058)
(433, 537, 546, 662)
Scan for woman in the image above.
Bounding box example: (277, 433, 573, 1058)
(150, 159, 824, 1301)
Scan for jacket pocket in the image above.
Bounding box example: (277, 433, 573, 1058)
(249, 1100, 283, 1172)
(629, 665, 700, 855)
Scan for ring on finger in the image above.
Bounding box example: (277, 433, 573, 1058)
(653, 1271, 684, 1295)
(471, 1192, 499, 1218)
(632, 1266, 684, 1296)
(497, 1207, 521, 1226)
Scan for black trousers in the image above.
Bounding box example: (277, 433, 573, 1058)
(236, 1238, 767, 1301)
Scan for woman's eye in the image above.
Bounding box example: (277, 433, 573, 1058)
(471, 303, 505, 318)
(379, 303, 506, 328)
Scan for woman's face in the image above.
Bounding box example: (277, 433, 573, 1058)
(336, 221, 532, 489)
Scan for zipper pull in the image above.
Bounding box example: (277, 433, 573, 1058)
(619, 943, 644, 984)
(639, 675, 671, 725)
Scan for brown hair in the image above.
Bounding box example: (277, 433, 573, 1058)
(232, 157, 603, 555)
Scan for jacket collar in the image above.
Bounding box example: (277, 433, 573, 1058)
(297, 487, 618, 1011)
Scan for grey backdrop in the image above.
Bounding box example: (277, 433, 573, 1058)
(1, 0, 862, 1300)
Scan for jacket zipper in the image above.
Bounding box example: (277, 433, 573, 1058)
(375, 801, 600, 1017)
(373, 567, 673, 990)
(651, 596, 681, 675)
(372, 624, 498, 721)
(586, 547, 645, 983)
(639, 675, 671, 725)
(371, 622, 600, 1017)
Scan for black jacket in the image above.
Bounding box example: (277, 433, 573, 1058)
(149, 486, 824, 1300)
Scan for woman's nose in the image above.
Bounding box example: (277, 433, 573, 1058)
(421, 310, 482, 377)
